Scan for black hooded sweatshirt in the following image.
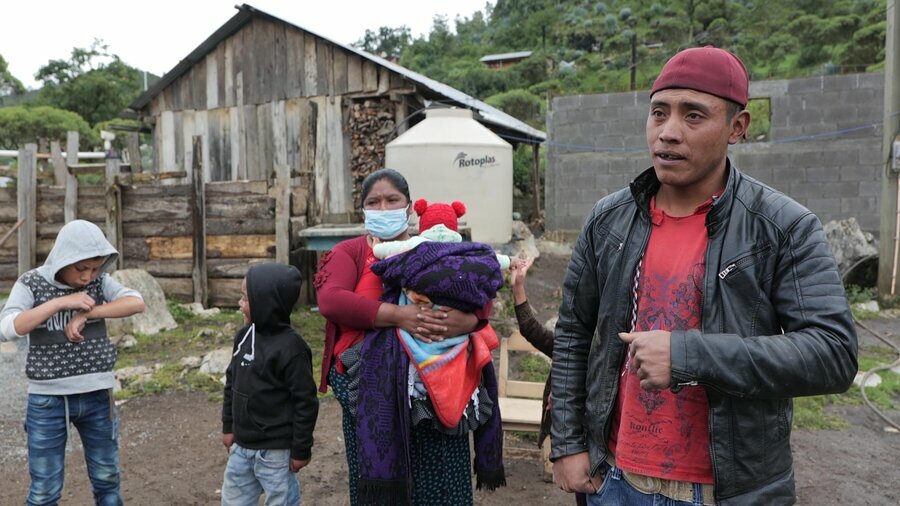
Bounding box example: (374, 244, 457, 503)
(222, 263, 318, 460)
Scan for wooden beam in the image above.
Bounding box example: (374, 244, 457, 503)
(209, 278, 243, 307)
(0, 218, 24, 249)
(50, 141, 66, 186)
(377, 67, 391, 95)
(286, 28, 305, 97)
(190, 136, 208, 307)
(125, 171, 188, 183)
(362, 60, 378, 92)
(155, 277, 193, 300)
(147, 235, 276, 260)
(346, 54, 363, 93)
(127, 132, 142, 174)
(275, 163, 290, 264)
(206, 180, 268, 195)
(205, 51, 219, 109)
(304, 35, 318, 96)
(105, 155, 123, 270)
(17, 144, 37, 275)
(68, 163, 106, 174)
(209, 258, 268, 277)
(532, 144, 542, 223)
(64, 132, 78, 222)
(333, 49, 348, 95)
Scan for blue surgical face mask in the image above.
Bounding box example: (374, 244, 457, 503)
(364, 206, 410, 240)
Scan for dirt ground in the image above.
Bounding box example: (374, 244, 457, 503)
(0, 253, 897, 505)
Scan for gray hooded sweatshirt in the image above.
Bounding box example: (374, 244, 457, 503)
(0, 220, 142, 395)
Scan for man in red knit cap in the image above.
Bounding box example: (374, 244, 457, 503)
(550, 46, 857, 505)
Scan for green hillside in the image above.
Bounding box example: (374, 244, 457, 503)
(358, 0, 887, 129)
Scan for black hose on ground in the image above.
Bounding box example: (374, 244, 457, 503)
(853, 318, 900, 432)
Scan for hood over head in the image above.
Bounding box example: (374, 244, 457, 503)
(38, 220, 118, 286)
(246, 263, 303, 332)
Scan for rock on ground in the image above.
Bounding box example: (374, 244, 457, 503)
(498, 221, 540, 260)
(824, 218, 877, 275)
(199, 348, 233, 375)
(108, 269, 177, 336)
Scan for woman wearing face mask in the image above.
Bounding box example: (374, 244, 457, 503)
(315, 168, 494, 505)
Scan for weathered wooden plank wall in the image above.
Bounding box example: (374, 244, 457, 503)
(118, 180, 276, 307)
(144, 16, 412, 219)
(0, 183, 106, 292)
(0, 175, 279, 307)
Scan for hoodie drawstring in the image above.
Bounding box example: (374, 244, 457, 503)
(233, 324, 256, 362)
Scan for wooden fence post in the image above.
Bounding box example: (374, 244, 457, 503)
(64, 131, 79, 223)
(105, 152, 123, 270)
(532, 143, 542, 222)
(50, 141, 66, 186)
(191, 136, 208, 307)
(275, 163, 291, 265)
(127, 132, 142, 174)
(17, 144, 37, 275)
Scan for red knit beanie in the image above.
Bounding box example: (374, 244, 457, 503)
(651, 46, 749, 106)
(414, 199, 466, 233)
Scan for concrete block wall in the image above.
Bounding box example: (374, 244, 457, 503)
(546, 73, 885, 233)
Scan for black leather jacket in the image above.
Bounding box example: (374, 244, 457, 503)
(550, 163, 858, 505)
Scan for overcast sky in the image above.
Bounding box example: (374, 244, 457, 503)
(2, 0, 491, 90)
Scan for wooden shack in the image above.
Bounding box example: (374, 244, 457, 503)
(113, 3, 546, 305)
(127, 3, 545, 220)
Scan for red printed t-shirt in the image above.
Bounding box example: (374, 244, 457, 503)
(607, 195, 715, 484)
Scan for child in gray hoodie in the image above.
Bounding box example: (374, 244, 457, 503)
(0, 219, 144, 506)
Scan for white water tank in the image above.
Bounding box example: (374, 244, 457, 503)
(386, 108, 513, 243)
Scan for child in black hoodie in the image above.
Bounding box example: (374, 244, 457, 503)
(221, 263, 319, 506)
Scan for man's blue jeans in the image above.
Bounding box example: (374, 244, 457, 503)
(25, 389, 121, 506)
(221, 444, 300, 506)
(586, 463, 710, 506)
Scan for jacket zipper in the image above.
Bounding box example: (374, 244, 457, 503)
(592, 221, 650, 477)
(703, 217, 719, 497)
(718, 263, 736, 279)
(717, 243, 773, 281)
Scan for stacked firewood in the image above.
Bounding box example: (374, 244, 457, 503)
(350, 99, 396, 204)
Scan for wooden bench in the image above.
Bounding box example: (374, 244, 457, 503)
(498, 330, 552, 479)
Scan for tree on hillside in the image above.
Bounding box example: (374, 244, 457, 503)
(0, 54, 26, 101)
(368, 0, 887, 104)
(35, 39, 143, 126)
(0, 106, 96, 150)
(355, 26, 412, 59)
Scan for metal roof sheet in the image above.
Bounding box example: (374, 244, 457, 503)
(479, 51, 534, 63)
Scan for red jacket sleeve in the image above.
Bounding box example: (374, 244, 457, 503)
(315, 239, 382, 330)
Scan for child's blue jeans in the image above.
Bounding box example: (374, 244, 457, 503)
(25, 389, 121, 506)
(221, 444, 300, 506)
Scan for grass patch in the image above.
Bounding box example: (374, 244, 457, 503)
(292, 307, 329, 398)
(845, 284, 878, 320)
(840, 355, 900, 411)
(115, 302, 331, 402)
(792, 344, 900, 429)
(509, 431, 540, 444)
(519, 354, 551, 383)
(116, 306, 242, 369)
(793, 395, 850, 430)
(845, 285, 875, 305)
(167, 299, 196, 323)
(116, 362, 226, 401)
(852, 309, 879, 320)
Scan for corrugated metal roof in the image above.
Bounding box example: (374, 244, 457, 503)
(479, 51, 533, 63)
(128, 4, 545, 143)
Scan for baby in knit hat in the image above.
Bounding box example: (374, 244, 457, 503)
(373, 199, 511, 304)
